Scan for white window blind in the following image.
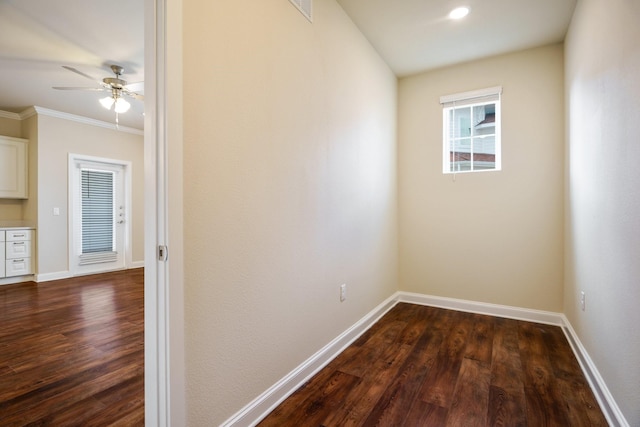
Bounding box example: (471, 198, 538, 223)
(80, 169, 117, 265)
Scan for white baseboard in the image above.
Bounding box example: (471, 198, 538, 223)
(561, 316, 629, 427)
(36, 265, 143, 283)
(221, 293, 399, 427)
(397, 291, 564, 325)
(35, 271, 72, 282)
(222, 291, 627, 427)
(5, 265, 144, 285)
(0, 274, 36, 286)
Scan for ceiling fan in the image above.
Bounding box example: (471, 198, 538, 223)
(53, 64, 144, 114)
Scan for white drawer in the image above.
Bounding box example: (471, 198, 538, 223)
(6, 229, 32, 241)
(6, 257, 32, 277)
(6, 240, 31, 258)
(0, 230, 5, 242)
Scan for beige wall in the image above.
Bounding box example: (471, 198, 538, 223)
(0, 199, 23, 220)
(398, 45, 565, 311)
(21, 115, 38, 227)
(182, 0, 397, 423)
(565, 0, 640, 424)
(0, 115, 22, 137)
(35, 114, 144, 275)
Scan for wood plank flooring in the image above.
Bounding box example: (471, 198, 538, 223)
(259, 303, 607, 426)
(0, 269, 144, 426)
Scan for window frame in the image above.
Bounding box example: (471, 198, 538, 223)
(440, 86, 502, 174)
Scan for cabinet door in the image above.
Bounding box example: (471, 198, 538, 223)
(0, 136, 28, 199)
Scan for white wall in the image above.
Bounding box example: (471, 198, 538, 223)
(35, 114, 144, 275)
(565, 0, 640, 424)
(398, 45, 565, 311)
(181, 0, 397, 424)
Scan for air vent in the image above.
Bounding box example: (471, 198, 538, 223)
(289, 0, 312, 22)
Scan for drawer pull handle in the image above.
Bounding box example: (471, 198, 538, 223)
(12, 259, 25, 263)
(13, 242, 25, 245)
(13, 234, 25, 237)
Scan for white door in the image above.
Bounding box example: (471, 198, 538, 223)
(69, 155, 130, 275)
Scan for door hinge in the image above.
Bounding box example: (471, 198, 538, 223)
(158, 245, 168, 261)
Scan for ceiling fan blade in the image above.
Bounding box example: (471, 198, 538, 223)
(125, 81, 144, 92)
(52, 86, 106, 91)
(123, 89, 144, 101)
(62, 65, 101, 83)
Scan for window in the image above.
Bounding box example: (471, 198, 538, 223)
(441, 86, 502, 173)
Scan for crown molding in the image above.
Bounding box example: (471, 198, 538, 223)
(14, 106, 143, 136)
(0, 110, 22, 120)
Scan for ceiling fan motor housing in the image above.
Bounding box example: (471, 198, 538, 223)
(104, 65, 127, 88)
(103, 77, 127, 89)
(110, 64, 124, 75)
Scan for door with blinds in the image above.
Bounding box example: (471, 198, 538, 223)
(70, 155, 129, 275)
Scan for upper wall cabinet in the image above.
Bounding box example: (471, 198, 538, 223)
(0, 136, 28, 199)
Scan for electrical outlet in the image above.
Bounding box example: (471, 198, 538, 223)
(340, 284, 347, 302)
(580, 291, 585, 311)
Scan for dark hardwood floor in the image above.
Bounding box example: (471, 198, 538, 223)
(0, 269, 144, 426)
(259, 303, 607, 426)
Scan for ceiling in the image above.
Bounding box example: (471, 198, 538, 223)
(0, 0, 576, 131)
(335, 0, 576, 76)
(0, 0, 144, 130)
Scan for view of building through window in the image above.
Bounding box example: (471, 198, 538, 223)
(441, 87, 501, 174)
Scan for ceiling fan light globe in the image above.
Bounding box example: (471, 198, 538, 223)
(99, 96, 115, 110)
(114, 97, 131, 113)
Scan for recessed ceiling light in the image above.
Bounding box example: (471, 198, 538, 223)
(449, 6, 470, 20)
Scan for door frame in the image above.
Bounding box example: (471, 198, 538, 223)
(145, 0, 185, 425)
(67, 154, 132, 276)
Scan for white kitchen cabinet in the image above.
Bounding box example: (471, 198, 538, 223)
(6, 257, 31, 277)
(0, 135, 28, 199)
(1, 228, 34, 278)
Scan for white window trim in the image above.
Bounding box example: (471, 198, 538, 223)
(441, 86, 502, 174)
(440, 86, 502, 106)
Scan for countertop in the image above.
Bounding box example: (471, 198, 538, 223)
(0, 221, 36, 230)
